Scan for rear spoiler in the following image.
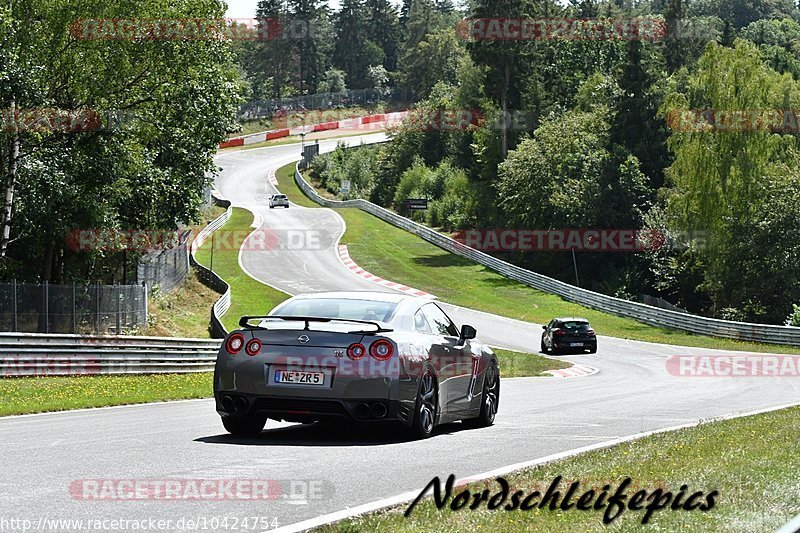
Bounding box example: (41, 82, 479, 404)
(238, 315, 393, 334)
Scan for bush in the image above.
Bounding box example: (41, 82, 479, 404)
(787, 304, 800, 327)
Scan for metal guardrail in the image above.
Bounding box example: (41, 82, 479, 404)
(0, 332, 220, 376)
(190, 202, 233, 339)
(294, 163, 800, 347)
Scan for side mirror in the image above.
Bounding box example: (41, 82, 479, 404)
(460, 324, 477, 341)
(542, 325, 547, 330)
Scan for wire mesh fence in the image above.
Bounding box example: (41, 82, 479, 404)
(136, 230, 191, 293)
(0, 281, 147, 335)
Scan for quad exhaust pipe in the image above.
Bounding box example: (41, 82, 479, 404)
(221, 395, 249, 414)
(354, 402, 387, 419)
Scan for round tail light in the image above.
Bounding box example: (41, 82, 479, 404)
(245, 339, 262, 356)
(225, 333, 245, 354)
(369, 340, 394, 361)
(347, 343, 366, 360)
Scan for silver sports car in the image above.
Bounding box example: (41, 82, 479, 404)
(213, 291, 500, 439)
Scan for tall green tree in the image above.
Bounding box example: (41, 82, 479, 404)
(0, 0, 241, 283)
(333, 0, 383, 89)
(662, 39, 800, 320)
(365, 0, 403, 72)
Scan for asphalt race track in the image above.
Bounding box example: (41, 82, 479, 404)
(2, 134, 798, 531)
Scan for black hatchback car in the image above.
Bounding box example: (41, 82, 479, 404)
(541, 318, 597, 354)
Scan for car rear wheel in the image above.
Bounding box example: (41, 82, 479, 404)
(589, 344, 597, 354)
(541, 336, 549, 354)
(221, 414, 267, 436)
(463, 362, 499, 429)
(410, 369, 437, 439)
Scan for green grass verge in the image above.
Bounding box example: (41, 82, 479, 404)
(0, 373, 212, 417)
(319, 405, 800, 532)
(496, 349, 570, 377)
(276, 162, 800, 355)
(193, 207, 289, 332)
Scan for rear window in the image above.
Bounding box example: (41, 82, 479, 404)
(273, 298, 397, 323)
(561, 321, 590, 330)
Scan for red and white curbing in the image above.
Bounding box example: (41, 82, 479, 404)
(337, 245, 434, 298)
(545, 364, 598, 378)
(220, 111, 409, 149)
(268, 168, 278, 186)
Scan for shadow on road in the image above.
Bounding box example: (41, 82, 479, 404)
(195, 421, 468, 447)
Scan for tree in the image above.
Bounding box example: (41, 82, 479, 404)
(399, 28, 468, 98)
(0, 0, 241, 283)
(318, 68, 347, 93)
(496, 110, 610, 229)
(468, 0, 542, 157)
(247, 0, 293, 99)
(333, 0, 383, 89)
(289, 0, 333, 95)
(662, 39, 800, 320)
(365, 0, 403, 72)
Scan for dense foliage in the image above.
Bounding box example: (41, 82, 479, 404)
(300, 0, 800, 323)
(0, 0, 241, 283)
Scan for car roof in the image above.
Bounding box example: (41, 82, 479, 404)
(288, 291, 429, 305)
(555, 317, 590, 322)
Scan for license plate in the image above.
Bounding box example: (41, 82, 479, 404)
(569, 342, 584, 347)
(274, 370, 325, 386)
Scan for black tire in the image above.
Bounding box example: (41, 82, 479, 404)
(410, 368, 437, 439)
(221, 415, 267, 436)
(463, 362, 499, 429)
(269, 205, 274, 209)
(589, 344, 597, 354)
(541, 336, 549, 354)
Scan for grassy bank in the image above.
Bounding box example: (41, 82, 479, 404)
(192, 207, 289, 332)
(319, 405, 800, 532)
(0, 373, 213, 417)
(276, 162, 800, 355)
(145, 273, 220, 338)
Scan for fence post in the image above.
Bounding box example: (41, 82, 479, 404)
(12, 279, 17, 331)
(116, 284, 122, 334)
(142, 282, 148, 332)
(95, 286, 100, 333)
(72, 283, 76, 334)
(44, 281, 49, 334)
